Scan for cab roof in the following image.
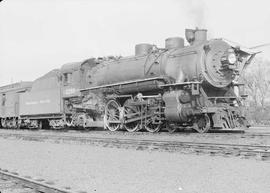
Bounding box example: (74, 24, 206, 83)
(60, 58, 97, 73)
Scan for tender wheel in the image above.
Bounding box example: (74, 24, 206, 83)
(38, 120, 43, 130)
(123, 99, 140, 132)
(104, 100, 121, 131)
(12, 118, 19, 129)
(193, 114, 211, 133)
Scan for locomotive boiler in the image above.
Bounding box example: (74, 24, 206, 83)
(80, 28, 256, 133)
(88, 29, 237, 89)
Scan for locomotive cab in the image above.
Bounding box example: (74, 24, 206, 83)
(61, 58, 97, 98)
(61, 62, 83, 98)
(60, 58, 103, 128)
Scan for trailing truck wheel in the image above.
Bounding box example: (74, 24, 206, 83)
(145, 116, 162, 133)
(123, 99, 140, 132)
(193, 114, 211, 133)
(104, 100, 121, 131)
(144, 104, 163, 133)
(145, 122, 161, 133)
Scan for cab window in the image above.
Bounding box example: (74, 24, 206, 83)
(63, 73, 72, 85)
(2, 94, 6, 106)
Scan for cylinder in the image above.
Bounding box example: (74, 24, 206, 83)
(135, 44, 153, 56)
(165, 37, 184, 49)
(194, 29, 207, 44)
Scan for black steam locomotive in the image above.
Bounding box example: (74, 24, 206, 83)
(0, 28, 256, 133)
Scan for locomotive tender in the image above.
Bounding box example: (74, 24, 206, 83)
(0, 28, 256, 133)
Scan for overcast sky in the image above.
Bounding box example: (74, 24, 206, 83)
(1, 0, 270, 86)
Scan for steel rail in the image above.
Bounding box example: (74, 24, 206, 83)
(0, 169, 72, 193)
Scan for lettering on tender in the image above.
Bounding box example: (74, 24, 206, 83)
(25, 99, 51, 105)
(64, 88, 77, 95)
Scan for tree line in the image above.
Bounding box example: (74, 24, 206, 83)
(241, 58, 270, 125)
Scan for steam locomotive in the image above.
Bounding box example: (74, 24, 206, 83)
(0, 28, 256, 133)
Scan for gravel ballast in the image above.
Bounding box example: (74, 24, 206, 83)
(0, 137, 269, 193)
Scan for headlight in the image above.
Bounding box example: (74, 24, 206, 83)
(228, 53, 237, 64)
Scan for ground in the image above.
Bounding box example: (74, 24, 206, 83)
(0, 136, 269, 193)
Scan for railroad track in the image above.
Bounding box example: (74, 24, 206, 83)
(77, 136, 270, 159)
(0, 132, 270, 160)
(1, 127, 270, 138)
(0, 169, 71, 193)
(182, 131, 270, 138)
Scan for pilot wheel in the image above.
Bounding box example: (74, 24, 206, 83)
(193, 114, 211, 133)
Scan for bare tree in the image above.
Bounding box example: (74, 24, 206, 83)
(242, 58, 270, 124)
(242, 58, 270, 107)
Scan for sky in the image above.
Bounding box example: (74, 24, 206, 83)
(1, 0, 270, 86)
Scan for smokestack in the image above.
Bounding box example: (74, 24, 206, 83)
(185, 28, 207, 45)
(185, 29, 195, 45)
(194, 29, 207, 44)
